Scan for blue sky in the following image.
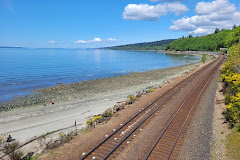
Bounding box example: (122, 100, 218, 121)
(0, 0, 239, 48)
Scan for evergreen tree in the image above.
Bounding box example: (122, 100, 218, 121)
(214, 28, 220, 34)
(233, 24, 237, 29)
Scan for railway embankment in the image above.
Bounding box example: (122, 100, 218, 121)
(33, 55, 220, 160)
(212, 42, 240, 160)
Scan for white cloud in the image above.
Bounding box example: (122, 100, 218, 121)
(123, 3, 188, 21)
(195, 0, 235, 16)
(150, 0, 186, 2)
(75, 40, 87, 44)
(106, 38, 117, 42)
(48, 41, 56, 44)
(75, 38, 101, 44)
(170, 0, 240, 35)
(164, 3, 188, 16)
(189, 28, 212, 35)
(169, 16, 196, 31)
(123, 4, 164, 21)
(92, 38, 102, 42)
(75, 38, 117, 44)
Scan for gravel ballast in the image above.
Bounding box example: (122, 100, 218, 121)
(177, 64, 221, 160)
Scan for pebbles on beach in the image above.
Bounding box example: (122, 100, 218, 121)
(0, 59, 213, 112)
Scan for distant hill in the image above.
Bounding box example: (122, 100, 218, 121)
(166, 27, 240, 51)
(102, 26, 240, 52)
(102, 39, 176, 51)
(0, 46, 23, 48)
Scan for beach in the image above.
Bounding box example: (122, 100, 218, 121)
(0, 54, 215, 158)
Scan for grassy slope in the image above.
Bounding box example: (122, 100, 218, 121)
(226, 126, 240, 159)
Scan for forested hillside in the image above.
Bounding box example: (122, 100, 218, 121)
(166, 27, 240, 51)
(103, 39, 175, 50)
(103, 27, 240, 52)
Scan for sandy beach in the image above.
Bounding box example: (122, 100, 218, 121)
(0, 54, 215, 158)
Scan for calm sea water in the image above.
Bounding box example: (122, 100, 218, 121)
(0, 48, 200, 102)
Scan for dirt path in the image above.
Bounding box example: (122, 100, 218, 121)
(211, 81, 231, 160)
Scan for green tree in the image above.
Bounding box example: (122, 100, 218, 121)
(233, 24, 237, 29)
(166, 28, 232, 51)
(226, 26, 240, 47)
(201, 53, 207, 63)
(215, 28, 220, 34)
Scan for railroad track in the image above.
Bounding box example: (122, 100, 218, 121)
(81, 56, 223, 160)
(145, 57, 224, 160)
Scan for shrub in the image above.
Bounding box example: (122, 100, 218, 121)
(0, 135, 3, 145)
(225, 106, 239, 125)
(29, 155, 40, 160)
(128, 95, 136, 100)
(59, 131, 73, 141)
(221, 46, 240, 127)
(107, 110, 112, 117)
(86, 119, 93, 125)
(225, 94, 231, 105)
(148, 89, 153, 93)
(222, 75, 240, 126)
(201, 53, 207, 63)
(94, 115, 100, 121)
(3, 141, 23, 160)
(236, 122, 240, 132)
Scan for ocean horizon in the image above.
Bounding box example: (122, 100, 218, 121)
(0, 48, 200, 102)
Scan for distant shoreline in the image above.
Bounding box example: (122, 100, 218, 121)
(0, 46, 23, 48)
(100, 48, 219, 55)
(163, 50, 220, 55)
(99, 48, 165, 52)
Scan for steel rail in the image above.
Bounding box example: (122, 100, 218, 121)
(102, 59, 220, 159)
(81, 58, 219, 160)
(145, 57, 223, 160)
(167, 61, 220, 160)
